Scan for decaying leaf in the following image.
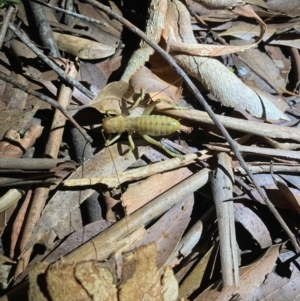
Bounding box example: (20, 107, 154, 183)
(0, 102, 40, 140)
(29, 243, 179, 301)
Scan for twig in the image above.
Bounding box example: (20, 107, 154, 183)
(28, 1, 60, 56)
(62, 152, 201, 188)
(0, 70, 92, 143)
(162, 108, 300, 143)
(237, 164, 300, 174)
(7, 23, 95, 99)
(211, 153, 239, 287)
(0, 157, 72, 170)
(0, 5, 15, 49)
(206, 144, 300, 161)
(85, 0, 300, 253)
(27, 0, 108, 27)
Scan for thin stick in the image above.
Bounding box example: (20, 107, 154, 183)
(0, 71, 92, 143)
(85, 0, 300, 253)
(7, 23, 95, 99)
(27, 0, 108, 27)
(0, 6, 15, 49)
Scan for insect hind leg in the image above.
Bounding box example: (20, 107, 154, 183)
(124, 133, 136, 160)
(142, 134, 183, 158)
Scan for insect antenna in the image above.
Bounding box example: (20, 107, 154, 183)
(101, 130, 133, 252)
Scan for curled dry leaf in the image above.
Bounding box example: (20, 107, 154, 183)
(167, 27, 261, 57)
(89, 81, 134, 115)
(234, 203, 272, 249)
(195, 244, 282, 301)
(166, 1, 289, 122)
(53, 32, 116, 59)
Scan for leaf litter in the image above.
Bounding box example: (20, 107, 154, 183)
(0, 0, 300, 300)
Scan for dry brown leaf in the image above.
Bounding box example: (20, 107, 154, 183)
(246, 0, 300, 17)
(134, 195, 194, 268)
(53, 32, 116, 59)
(119, 243, 178, 301)
(195, 244, 282, 301)
(232, 40, 287, 94)
(123, 167, 192, 214)
(272, 175, 300, 214)
(130, 66, 181, 104)
(44, 221, 113, 263)
(28, 244, 179, 301)
(220, 21, 275, 41)
(246, 250, 300, 300)
(0, 102, 40, 140)
(234, 203, 272, 248)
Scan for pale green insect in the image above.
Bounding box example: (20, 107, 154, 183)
(102, 91, 183, 159)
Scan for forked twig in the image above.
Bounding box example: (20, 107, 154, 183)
(85, 0, 300, 252)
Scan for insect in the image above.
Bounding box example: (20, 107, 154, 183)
(102, 94, 183, 159)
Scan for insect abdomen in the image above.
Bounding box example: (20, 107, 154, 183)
(124, 115, 180, 136)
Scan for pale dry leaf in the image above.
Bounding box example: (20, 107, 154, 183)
(194, 0, 244, 8)
(119, 243, 163, 301)
(90, 81, 134, 115)
(46, 263, 91, 301)
(53, 32, 116, 59)
(75, 260, 117, 301)
(195, 244, 282, 301)
(269, 37, 300, 49)
(161, 266, 179, 301)
(178, 247, 214, 299)
(0, 253, 15, 264)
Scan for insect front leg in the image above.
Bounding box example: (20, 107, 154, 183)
(104, 133, 122, 146)
(142, 134, 183, 158)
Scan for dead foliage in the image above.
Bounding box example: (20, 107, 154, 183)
(0, 0, 300, 300)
